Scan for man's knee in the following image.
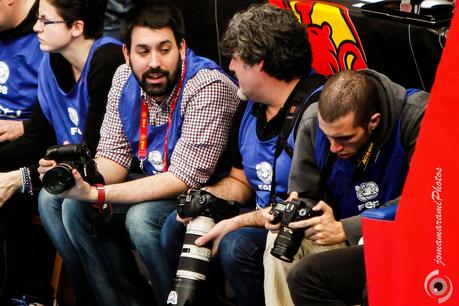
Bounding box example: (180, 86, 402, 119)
(287, 252, 326, 292)
(125, 203, 152, 235)
(219, 229, 263, 267)
(126, 201, 177, 235)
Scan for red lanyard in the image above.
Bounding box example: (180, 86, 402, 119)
(138, 60, 187, 172)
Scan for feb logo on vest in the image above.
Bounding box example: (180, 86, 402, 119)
(355, 181, 380, 211)
(68, 107, 83, 136)
(256, 161, 272, 191)
(0, 61, 10, 95)
(148, 150, 164, 173)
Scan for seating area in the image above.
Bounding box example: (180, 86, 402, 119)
(1, 0, 456, 305)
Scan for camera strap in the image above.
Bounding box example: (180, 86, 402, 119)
(137, 60, 187, 172)
(270, 74, 326, 203)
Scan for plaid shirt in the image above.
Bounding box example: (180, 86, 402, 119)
(96, 63, 239, 188)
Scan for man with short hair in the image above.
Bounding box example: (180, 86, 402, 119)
(160, 4, 326, 306)
(37, 1, 239, 305)
(264, 69, 429, 306)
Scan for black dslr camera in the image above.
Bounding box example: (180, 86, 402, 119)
(167, 189, 239, 306)
(177, 189, 239, 221)
(270, 199, 322, 263)
(42, 144, 99, 194)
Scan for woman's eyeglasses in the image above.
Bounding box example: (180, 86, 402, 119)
(36, 15, 71, 26)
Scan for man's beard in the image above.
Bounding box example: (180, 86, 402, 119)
(138, 57, 183, 99)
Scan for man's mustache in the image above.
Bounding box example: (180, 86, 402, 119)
(142, 68, 169, 80)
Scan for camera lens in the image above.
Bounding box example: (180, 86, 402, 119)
(42, 163, 76, 194)
(167, 216, 215, 306)
(270, 227, 304, 263)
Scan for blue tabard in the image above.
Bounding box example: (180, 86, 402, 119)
(119, 49, 223, 175)
(315, 115, 409, 219)
(238, 101, 296, 209)
(239, 76, 323, 209)
(0, 33, 43, 120)
(38, 36, 121, 145)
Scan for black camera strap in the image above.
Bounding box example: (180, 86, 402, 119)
(270, 74, 326, 203)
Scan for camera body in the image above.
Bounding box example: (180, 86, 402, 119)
(177, 189, 240, 221)
(167, 189, 239, 306)
(42, 144, 98, 194)
(270, 199, 321, 263)
(271, 199, 320, 226)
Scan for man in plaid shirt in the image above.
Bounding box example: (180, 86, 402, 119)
(37, 1, 239, 305)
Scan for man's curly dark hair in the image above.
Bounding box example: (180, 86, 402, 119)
(220, 4, 312, 82)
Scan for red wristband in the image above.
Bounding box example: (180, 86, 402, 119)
(95, 184, 105, 208)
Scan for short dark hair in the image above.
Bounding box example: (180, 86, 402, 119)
(121, 1, 185, 51)
(49, 0, 106, 39)
(220, 4, 312, 81)
(318, 70, 380, 127)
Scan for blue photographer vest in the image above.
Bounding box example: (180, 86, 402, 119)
(314, 91, 419, 218)
(0, 33, 43, 119)
(38, 36, 121, 144)
(239, 84, 323, 209)
(119, 49, 223, 175)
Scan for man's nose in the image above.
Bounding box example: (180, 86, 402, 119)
(148, 52, 160, 68)
(329, 139, 343, 153)
(229, 58, 236, 72)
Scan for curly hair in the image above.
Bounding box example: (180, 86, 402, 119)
(318, 70, 380, 127)
(48, 0, 106, 39)
(220, 4, 312, 81)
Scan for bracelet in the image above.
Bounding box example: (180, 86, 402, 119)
(92, 184, 112, 219)
(94, 184, 105, 209)
(19, 167, 33, 195)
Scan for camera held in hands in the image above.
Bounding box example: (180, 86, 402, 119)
(42, 144, 98, 194)
(270, 199, 321, 263)
(167, 189, 239, 306)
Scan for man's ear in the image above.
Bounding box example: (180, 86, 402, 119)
(179, 39, 186, 61)
(70, 20, 85, 38)
(122, 44, 130, 65)
(368, 113, 381, 132)
(255, 60, 264, 72)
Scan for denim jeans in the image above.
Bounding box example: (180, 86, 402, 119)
(38, 190, 151, 306)
(161, 211, 267, 306)
(125, 199, 178, 306)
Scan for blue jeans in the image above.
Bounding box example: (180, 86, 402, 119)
(38, 190, 151, 306)
(125, 199, 178, 306)
(161, 211, 267, 306)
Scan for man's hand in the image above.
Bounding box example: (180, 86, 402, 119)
(261, 207, 281, 232)
(0, 170, 22, 207)
(59, 169, 98, 202)
(0, 120, 24, 142)
(176, 214, 191, 225)
(288, 200, 346, 246)
(195, 217, 240, 256)
(263, 191, 300, 232)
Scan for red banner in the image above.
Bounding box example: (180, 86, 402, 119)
(363, 10, 459, 306)
(270, 0, 367, 75)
